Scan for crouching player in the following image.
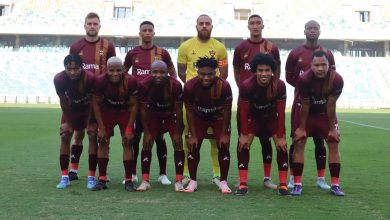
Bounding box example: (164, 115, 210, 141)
(91, 57, 138, 192)
(54, 54, 96, 189)
(136, 60, 185, 192)
(291, 51, 344, 196)
(236, 53, 289, 196)
(183, 56, 233, 194)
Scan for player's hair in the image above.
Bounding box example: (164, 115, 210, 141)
(63, 54, 86, 94)
(312, 50, 328, 60)
(196, 14, 212, 23)
(248, 14, 263, 22)
(250, 53, 278, 101)
(140, 21, 154, 29)
(196, 56, 218, 69)
(304, 20, 320, 29)
(85, 12, 100, 23)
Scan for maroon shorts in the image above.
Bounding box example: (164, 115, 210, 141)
(292, 105, 340, 139)
(248, 116, 277, 139)
(61, 111, 89, 131)
(193, 116, 230, 141)
(147, 114, 182, 139)
(101, 110, 131, 137)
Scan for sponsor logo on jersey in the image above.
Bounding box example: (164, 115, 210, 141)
(197, 106, 217, 114)
(136, 69, 150, 75)
(99, 50, 104, 56)
(244, 63, 251, 71)
(311, 96, 327, 105)
(82, 63, 99, 70)
(209, 50, 216, 57)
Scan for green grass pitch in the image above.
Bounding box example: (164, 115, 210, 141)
(0, 104, 389, 219)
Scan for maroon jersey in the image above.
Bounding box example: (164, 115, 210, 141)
(139, 75, 183, 115)
(239, 76, 286, 118)
(69, 37, 116, 76)
(298, 69, 343, 114)
(54, 70, 95, 111)
(94, 74, 138, 111)
(285, 44, 335, 87)
(124, 45, 175, 81)
(233, 39, 281, 85)
(184, 76, 232, 121)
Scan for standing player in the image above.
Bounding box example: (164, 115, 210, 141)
(183, 57, 232, 194)
(91, 57, 138, 192)
(68, 12, 116, 185)
(285, 20, 336, 189)
(178, 14, 228, 187)
(54, 54, 95, 189)
(124, 21, 177, 185)
(136, 60, 185, 192)
(236, 53, 289, 196)
(233, 14, 281, 190)
(291, 51, 344, 196)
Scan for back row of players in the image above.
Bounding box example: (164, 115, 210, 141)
(54, 12, 344, 196)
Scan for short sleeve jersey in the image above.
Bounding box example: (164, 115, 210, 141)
(233, 39, 281, 85)
(298, 70, 343, 114)
(70, 37, 116, 76)
(54, 70, 95, 111)
(239, 76, 286, 118)
(94, 74, 138, 112)
(124, 45, 175, 82)
(178, 37, 228, 81)
(184, 76, 232, 121)
(138, 75, 183, 115)
(285, 45, 335, 87)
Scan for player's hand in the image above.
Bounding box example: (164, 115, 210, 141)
(219, 133, 230, 147)
(294, 128, 306, 143)
(187, 133, 198, 152)
(123, 132, 134, 147)
(238, 134, 250, 152)
(143, 132, 153, 150)
(327, 129, 340, 143)
(273, 135, 287, 152)
(97, 127, 108, 146)
(172, 133, 183, 150)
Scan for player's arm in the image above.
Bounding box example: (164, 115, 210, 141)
(233, 65, 240, 87)
(273, 47, 282, 79)
(177, 63, 187, 83)
(124, 94, 138, 142)
(218, 58, 228, 80)
(274, 89, 287, 152)
(326, 95, 339, 142)
(237, 96, 250, 151)
(294, 97, 309, 142)
(219, 92, 232, 146)
(285, 52, 297, 87)
(92, 93, 106, 140)
(54, 78, 71, 123)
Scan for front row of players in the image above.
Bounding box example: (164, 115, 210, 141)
(54, 51, 344, 196)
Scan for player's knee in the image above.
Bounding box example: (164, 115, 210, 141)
(60, 129, 72, 141)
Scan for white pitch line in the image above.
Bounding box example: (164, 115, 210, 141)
(340, 120, 390, 131)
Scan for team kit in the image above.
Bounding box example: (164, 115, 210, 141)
(53, 12, 345, 197)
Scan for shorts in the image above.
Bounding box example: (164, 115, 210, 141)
(101, 110, 131, 137)
(192, 115, 230, 141)
(61, 111, 89, 131)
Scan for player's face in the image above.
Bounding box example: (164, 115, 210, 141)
(255, 64, 272, 86)
(151, 67, 168, 85)
(65, 62, 82, 81)
(304, 22, 320, 41)
(84, 18, 101, 37)
(196, 16, 213, 41)
(198, 66, 216, 87)
(311, 56, 329, 78)
(139, 24, 155, 44)
(248, 17, 264, 37)
(107, 63, 124, 84)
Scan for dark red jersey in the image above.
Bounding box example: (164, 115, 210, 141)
(233, 39, 280, 85)
(94, 74, 138, 112)
(54, 70, 95, 111)
(298, 69, 343, 114)
(70, 37, 116, 76)
(184, 77, 232, 121)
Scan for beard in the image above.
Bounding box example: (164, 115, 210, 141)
(86, 31, 98, 38)
(197, 30, 211, 41)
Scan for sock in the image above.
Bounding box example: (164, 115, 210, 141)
(70, 144, 83, 171)
(218, 143, 230, 181)
(293, 163, 304, 185)
(174, 150, 184, 182)
(156, 139, 167, 175)
(88, 154, 97, 177)
(239, 170, 248, 186)
(60, 154, 69, 176)
(97, 157, 109, 181)
(141, 149, 152, 181)
(123, 160, 134, 182)
(329, 163, 341, 186)
(277, 149, 289, 187)
(187, 145, 200, 181)
(261, 139, 272, 178)
(314, 137, 326, 177)
(237, 145, 249, 185)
